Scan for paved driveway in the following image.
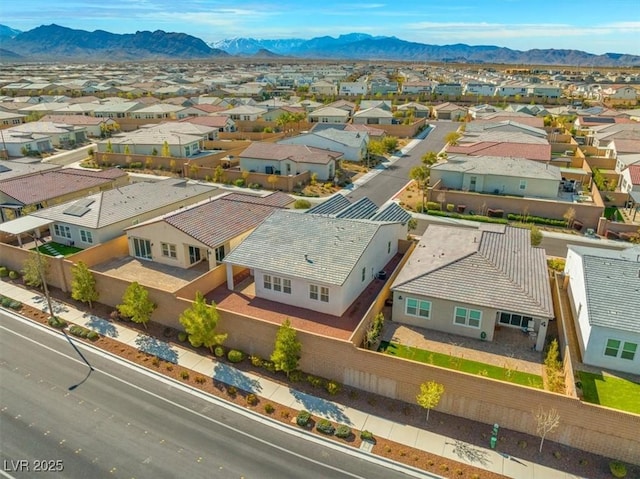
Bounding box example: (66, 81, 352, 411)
(345, 121, 461, 206)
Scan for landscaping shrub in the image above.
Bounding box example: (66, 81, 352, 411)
(180, 370, 190, 380)
(609, 461, 627, 478)
(547, 258, 566, 272)
(178, 331, 188, 342)
(264, 403, 275, 414)
(48, 316, 67, 328)
(261, 360, 276, 372)
(246, 393, 258, 406)
(446, 203, 455, 212)
(316, 418, 335, 435)
(129, 162, 143, 169)
(360, 430, 375, 442)
(8, 270, 18, 279)
(0, 266, 8, 277)
(335, 425, 351, 439)
(306, 374, 324, 388)
(426, 201, 440, 211)
(296, 410, 311, 427)
(87, 331, 99, 341)
(288, 370, 304, 382)
(507, 213, 567, 227)
(227, 385, 237, 396)
(234, 179, 245, 187)
(248, 183, 261, 189)
(227, 349, 245, 363)
(8, 300, 22, 310)
(293, 199, 311, 209)
(325, 380, 341, 395)
(250, 355, 263, 367)
(214, 345, 226, 357)
(426, 210, 509, 224)
(195, 376, 207, 385)
(0, 297, 11, 307)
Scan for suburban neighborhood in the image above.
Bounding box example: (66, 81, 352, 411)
(1, 29, 639, 479)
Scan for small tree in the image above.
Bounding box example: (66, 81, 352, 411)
(407, 217, 418, 236)
(364, 312, 385, 349)
(105, 140, 113, 153)
(530, 226, 543, 246)
(409, 165, 430, 209)
(563, 207, 576, 229)
(179, 291, 227, 353)
(534, 406, 560, 452)
(22, 251, 49, 289)
(416, 381, 444, 422)
(270, 319, 301, 377)
(213, 164, 225, 183)
(123, 144, 130, 155)
(445, 131, 462, 146)
(117, 282, 156, 329)
(162, 141, 172, 158)
(71, 261, 99, 309)
(267, 174, 278, 190)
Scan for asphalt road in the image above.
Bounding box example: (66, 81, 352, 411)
(0, 312, 421, 479)
(345, 121, 461, 206)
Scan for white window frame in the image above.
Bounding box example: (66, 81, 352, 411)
(214, 245, 225, 264)
(283, 278, 291, 294)
(79, 229, 93, 244)
(405, 297, 431, 319)
(309, 284, 318, 300)
(604, 339, 637, 361)
(263, 274, 272, 290)
(320, 286, 329, 303)
(161, 242, 177, 259)
(54, 224, 72, 239)
(519, 179, 527, 191)
(273, 276, 282, 292)
(454, 306, 482, 328)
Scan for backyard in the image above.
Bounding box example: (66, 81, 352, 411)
(33, 242, 82, 257)
(379, 341, 544, 388)
(578, 371, 640, 414)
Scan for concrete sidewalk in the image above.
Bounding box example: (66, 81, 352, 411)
(0, 281, 583, 479)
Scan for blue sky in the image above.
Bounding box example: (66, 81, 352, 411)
(3, 0, 639, 55)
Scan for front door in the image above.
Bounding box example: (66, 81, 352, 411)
(188, 246, 201, 265)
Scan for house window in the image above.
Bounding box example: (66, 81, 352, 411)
(309, 284, 318, 300)
(519, 180, 527, 191)
(264, 274, 272, 290)
(161, 242, 177, 259)
(499, 312, 532, 328)
(604, 339, 637, 360)
(454, 307, 482, 328)
(273, 276, 282, 292)
(406, 297, 431, 319)
(469, 176, 477, 192)
(283, 278, 291, 294)
(320, 286, 329, 303)
(54, 224, 72, 239)
(362, 267, 366, 282)
(214, 245, 225, 263)
(387, 241, 391, 254)
(79, 230, 93, 244)
(132, 237, 152, 260)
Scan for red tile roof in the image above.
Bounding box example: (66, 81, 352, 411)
(628, 165, 640, 185)
(447, 142, 550, 161)
(240, 142, 343, 164)
(41, 114, 108, 126)
(0, 168, 126, 204)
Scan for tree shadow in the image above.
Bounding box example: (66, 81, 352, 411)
(134, 334, 179, 364)
(448, 440, 492, 467)
(83, 314, 118, 338)
(289, 388, 352, 425)
(212, 362, 262, 394)
(32, 295, 69, 314)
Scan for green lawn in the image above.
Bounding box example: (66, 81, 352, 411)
(604, 207, 623, 222)
(379, 341, 543, 389)
(32, 242, 82, 257)
(578, 371, 640, 414)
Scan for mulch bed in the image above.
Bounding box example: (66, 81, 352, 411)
(6, 281, 638, 479)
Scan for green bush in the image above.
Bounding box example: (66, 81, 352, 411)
(87, 331, 100, 341)
(264, 403, 275, 414)
(227, 349, 245, 363)
(325, 380, 341, 395)
(289, 370, 304, 382)
(250, 355, 263, 367)
(214, 345, 226, 357)
(180, 370, 190, 380)
(609, 461, 627, 478)
(246, 393, 259, 406)
(69, 325, 93, 338)
(296, 410, 311, 427)
(0, 297, 11, 307)
(547, 258, 566, 272)
(234, 179, 245, 187)
(227, 385, 237, 396)
(48, 316, 67, 328)
(293, 199, 311, 209)
(262, 360, 276, 372)
(426, 201, 440, 211)
(507, 213, 567, 227)
(8, 300, 22, 310)
(8, 270, 18, 279)
(0, 266, 8, 277)
(360, 430, 375, 442)
(335, 424, 352, 438)
(248, 183, 262, 189)
(316, 418, 335, 435)
(306, 374, 324, 388)
(129, 162, 143, 169)
(178, 331, 188, 342)
(426, 210, 509, 224)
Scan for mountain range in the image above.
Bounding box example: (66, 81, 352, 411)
(1, 24, 639, 66)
